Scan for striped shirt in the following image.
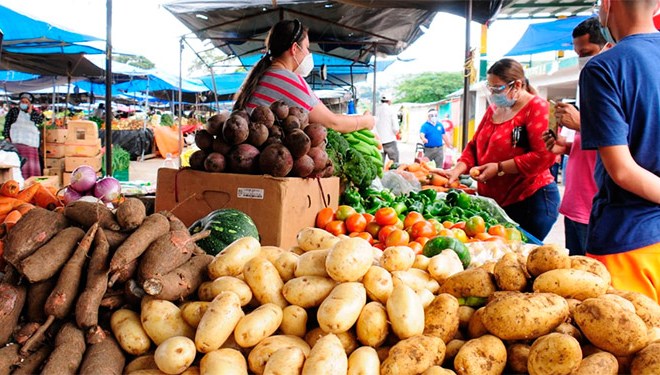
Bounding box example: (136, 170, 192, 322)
(247, 68, 319, 112)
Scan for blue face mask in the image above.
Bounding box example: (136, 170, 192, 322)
(490, 93, 516, 108)
(598, 1, 617, 45)
(19, 103, 29, 111)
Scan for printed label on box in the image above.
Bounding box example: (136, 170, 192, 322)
(237, 188, 264, 199)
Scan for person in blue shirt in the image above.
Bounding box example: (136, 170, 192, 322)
(580, 0, 660, 302)
(419, 109, 452, 167)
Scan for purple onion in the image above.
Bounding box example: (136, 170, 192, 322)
(93, 177, 122, 203)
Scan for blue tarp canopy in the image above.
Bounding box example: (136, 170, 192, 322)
(506, 16, 590, 56)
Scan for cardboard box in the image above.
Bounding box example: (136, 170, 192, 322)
(44, 157, 65, 172)
(43, 168, 63, 186)
(0, 164, 14, 184)
(155, 168, 340, 248)
(66, 120, 99, 145)
(24, 175, 60, 189)
(64, 138, 102, 157)
(63, 171, 102, 186)
(46, 128, 68, 143)
(65, 153, 103, 172)
(45, 143, 66, 158)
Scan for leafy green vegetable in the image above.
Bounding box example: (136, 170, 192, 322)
(160, 113, 174, 126)
(102, 145, 131, 174)
(326, 128, 378, 189)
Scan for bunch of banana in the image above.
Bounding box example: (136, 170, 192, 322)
(342, 129, 384, 177)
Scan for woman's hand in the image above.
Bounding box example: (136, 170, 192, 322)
(437, 168, 462, 186)
(471, 163, 499, 184)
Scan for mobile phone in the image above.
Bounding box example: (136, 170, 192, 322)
(548, 100, 558, 137)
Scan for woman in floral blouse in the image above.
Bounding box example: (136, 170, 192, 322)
(4, 92, 44, 178)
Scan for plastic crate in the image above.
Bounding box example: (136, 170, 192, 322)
(113, 169, 129, 182)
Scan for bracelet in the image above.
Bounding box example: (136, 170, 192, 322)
(497, 162, 506, 177)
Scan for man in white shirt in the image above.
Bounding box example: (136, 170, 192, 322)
(374, 93, 400, 163)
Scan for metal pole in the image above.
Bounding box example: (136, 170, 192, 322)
(105, 0, 113, 176)
(371, 44, 377, 115)
(178, 37, 184, 167)
(461, 0, 473, 149)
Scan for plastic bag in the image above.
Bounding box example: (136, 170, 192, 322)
(380, 170, 421, 196)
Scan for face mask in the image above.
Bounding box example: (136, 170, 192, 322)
(578, 55, 593, 70)
(490, 92, 516, 108)
(294, 50, 314, 77)
(428, 114, 438, 124)
(19, 103, 29, 111)
(599, 1, 617, 45)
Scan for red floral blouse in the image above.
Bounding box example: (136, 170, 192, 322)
(458, 96, 556, 207)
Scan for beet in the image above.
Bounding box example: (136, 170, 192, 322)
(270, 100, 289, 121)
(322, 159, 335, 177)
(282, 115, 301, 133)
(222, 115, 250, 145)
(284, 129, 311, 158)
(259, 144, 293, 177)
(304, 123, 328, 148)
(307, 147, 329, 173)
(247, 122, 269, 148)
(269, 125, 284, 139)
(206, 112, 230, 136)
(204, 153, 226, 173)
(262, 136, 283, 149)
(288, 107, 309, 128)
(250, 106, 275, 128)
(292, 155, 315, 178)
(212, 138, 232, 155)
(194, 129, 214, 152)
(231, 109, 251, 124)
(228, 144, 260, 174)
(189, 150, 207, 171)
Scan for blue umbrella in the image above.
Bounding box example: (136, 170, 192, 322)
(506, 16, 591, 56)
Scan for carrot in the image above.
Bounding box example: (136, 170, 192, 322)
(3, 210, 22, 232)
(33, 184, 61, 210)
(0, 180, 20, 198)
(20, 227, 86, 283)
(407, 163, 422, 172)
(0, 202, 14, 216)
(75, 228, 111, 332)
(0, 196, 19, 205)
(40, 323, 86, 375)
(108, 213, 169, 278)
(15, 183, 41, 203)
(142, 254, 214, 301)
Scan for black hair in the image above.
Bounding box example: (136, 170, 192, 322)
(572, 17, 607, 47)
(233, 19, 308, 110)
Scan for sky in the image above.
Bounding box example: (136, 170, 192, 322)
(1, 0, 563, 83)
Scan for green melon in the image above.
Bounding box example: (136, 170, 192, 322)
(189, 208, 259, 256)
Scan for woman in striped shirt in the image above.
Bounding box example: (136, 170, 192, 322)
(233, 19, 374, 133)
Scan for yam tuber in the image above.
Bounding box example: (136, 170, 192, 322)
(109, 213, 169, 281)
(64, 200, 120, 231)
(0, 343, 21, 375)
(138, 229, 210, 283)
(0, 282, 27, 346)
(19, 227, 85, 282)
(11, 344, 52, 375)
(78, 333, 125, 375)
(104, 229, 130, 249)
(21, 223, 98, 354)
(116, 197, 146, 231)
(25, 277, 56, 323)
(75, 228, 111, 332)
(3, 207, 68, 268)
(40, 323, 86, 375)
(142, 254, 214, 301)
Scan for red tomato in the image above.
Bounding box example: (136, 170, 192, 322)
(450, 221, 466, 230)
(385, 229, 410, 247)
(349, 231, 374, 244)
(375, 207, 398, 226)
(410, 220, 437, 240)
(315, 207, 334, 229)
(345, 213, 367, 234)
(415, 236, 430, 247)
(362, 213, 375, 224)
(465, 216, 486, 237)
(488, 224, 507, 237)
(373, 242, 386, 250)
(335, 205, 357, 221)
(325, 220, 347, 236)
(365, 221, 381, 238)
(403, 211, 425, 229)
(407, 241, 423, 255)
(378, 225, 398, 244)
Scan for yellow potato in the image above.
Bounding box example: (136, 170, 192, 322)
(381, 335, 445, 375)
(466, 307, 488, 339)
(347, 346, 380, 375)
(248, 335, 311, 374)
(554, 322, 584, 344)
(574, 298, 649, 356)
(200, 348, 247, 375)
(387, 282, 424, 339)
(457, 306, 475, 330)
(362, 265, 393, 304)
(481, 292, 569, 340)
(438, 268, 496, 298)
(630, 342, 660, 375)
(412, 254, 430, 271)
(454, 334, 506, 375)
(326, 237, 374, 282)
(111, 309, 152, 355)
(304, 328, 359, 355)
(356, 302, 389, 347)
(243, 256, 287, 308)
(570, 255, 612, 285)
(124, 355, 157, 373)
(526, 243, 570, 277)
(197, 276, 253, 305)
(317, 282, 366, 333)
(280, 305, 308, 337)
(207, 236, 261, 279)
(392, 268, 439, 294)
(427, 250, 464, 284)
(259, 246, 287, 264)
(234, 303, 283, 348)
(506, 343, 530, 374)
(179, 301, 209, 329)
(493, 252, 528, 292)
(422, 366, 456, 375)
(443, 339, 466, 367)
(417, 288, 436, 309)
(533, 268, 608, 300)
(573, 352, 618, 375)
(195, 291, 244, 353)
(296, 227, 340, 251)
(263, 346, 306, 375)
(294, 249, 329, 277)
(273, 252, 299, 282)
(424, 294, 459, 343)
(528, 333, 582, 375)
(618, 291, 660, 329)
(140, 298, 195, 346)
(598, 294, 636, 313)
(302, 333, 347, 375)
(282, 275, 336, 308)
(380, 246, 416, 272)
(154, 336, 196, 375)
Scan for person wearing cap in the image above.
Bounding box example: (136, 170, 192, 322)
(233, 19, 374, 133)
(3, 92, 44, 178)
(419, 108, 452, 167)
(374, 93, 399, 163)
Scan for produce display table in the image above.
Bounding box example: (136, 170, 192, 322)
(100, 128, 154, 160)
